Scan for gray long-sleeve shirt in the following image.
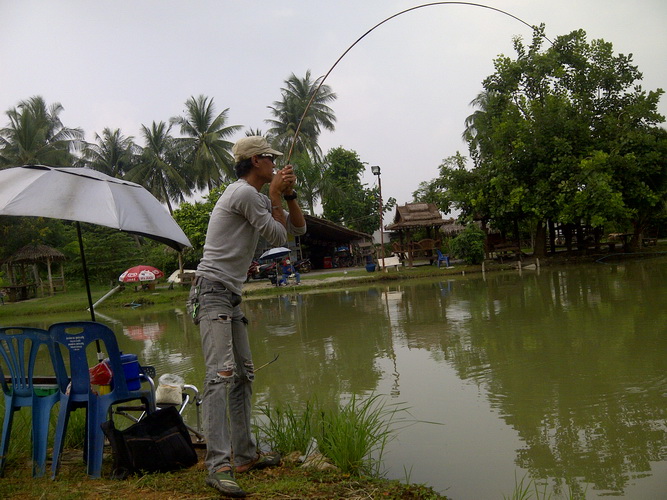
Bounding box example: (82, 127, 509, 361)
(196, 179, 306, 295)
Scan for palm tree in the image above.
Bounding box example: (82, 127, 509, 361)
(245, 128, 265, 137)
(0, 96, 84, 167)
(82, 128, 139, 177)
(170, 95, 241, 191)
(290, 150, 344, 215)
(124, 121, 191, 214)
(462, 90, 499, 163)
(266, 71, 336, 161)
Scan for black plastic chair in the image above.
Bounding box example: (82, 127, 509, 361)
(49, 321, 156, 479)
(0, 327, 59, 477)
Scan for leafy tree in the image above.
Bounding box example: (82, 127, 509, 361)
(266, 71, 336, 160)
(82, 127, 139, 177)
(412, 153, 468, 215)
(170, 95, 241, 191)
(125, 121, 191, 214)
(60, 223, 151, 285)
(450, 27, 665, 254)
(321, 147, 394, 235)
(0, 96, 83, 167)
(0, 216, 68, 264)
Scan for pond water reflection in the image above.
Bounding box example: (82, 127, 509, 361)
(12, 258, 667, 498)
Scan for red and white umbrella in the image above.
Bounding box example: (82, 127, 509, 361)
(119, 265, 165, 283)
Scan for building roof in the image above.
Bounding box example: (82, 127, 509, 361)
(303, 215, 371, 243)
(385, 203, 446, 231)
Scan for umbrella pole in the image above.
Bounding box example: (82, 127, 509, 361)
(77, 222, 96, 322)
(77, 223, 104, 359)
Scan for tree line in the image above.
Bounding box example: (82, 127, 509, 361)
(0, 71, 391, 281)
(1, 28, 665, 283)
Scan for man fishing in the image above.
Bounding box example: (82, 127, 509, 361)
(188, 136, 306, 497)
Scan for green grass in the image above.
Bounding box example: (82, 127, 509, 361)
(0, 398, 446, 499)
(256, 400, 316, 457)
(0, 401, 86, 471)
(255, 394, 409, 477)
(502, 472, 586, 500)
(317, 394, 405, 476)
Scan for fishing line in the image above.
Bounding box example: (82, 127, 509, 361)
(286, 1, 552, 162)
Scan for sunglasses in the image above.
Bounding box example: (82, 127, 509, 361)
(259, 153, 276, 162)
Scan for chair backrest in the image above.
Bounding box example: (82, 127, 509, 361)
(48, 321, 132, 398)
(0, 327, 54, 399)
(436, 249, 445, 259)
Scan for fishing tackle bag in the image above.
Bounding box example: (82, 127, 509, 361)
(101, 406, 198, 479)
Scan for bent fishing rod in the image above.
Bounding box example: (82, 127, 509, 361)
(285, 1, 552, 164)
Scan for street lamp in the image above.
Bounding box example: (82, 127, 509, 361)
(371, 165, 386, 272)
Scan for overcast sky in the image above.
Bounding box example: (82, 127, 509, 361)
(1, 0, 665, 211)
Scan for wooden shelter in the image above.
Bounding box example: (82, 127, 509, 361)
(385, 203, 448, 267)
(4, 244, 67, 298)
(297, 215, 373, 269)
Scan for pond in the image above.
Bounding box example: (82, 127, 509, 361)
(10, 257, 667, 498)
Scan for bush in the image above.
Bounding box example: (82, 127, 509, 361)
(450, 224, 486, 264)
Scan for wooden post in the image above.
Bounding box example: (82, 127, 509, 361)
(47, 257, 55, 295)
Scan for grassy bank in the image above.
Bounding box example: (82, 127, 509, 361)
(0, 455, 444, 499)
(0, 396, 446, 499)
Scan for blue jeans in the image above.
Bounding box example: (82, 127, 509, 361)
(279, 270, 300, 285)
(190, 277, 256, 472)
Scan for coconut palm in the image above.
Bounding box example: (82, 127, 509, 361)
(290, 150, 345, 215)
(0, 96, 83, 168)
(266, 71, 336, 160)
(245, 128, 265, 138)
(82, 128, 139, 177)
(170, 95, 241, 191)
(124, 121, 190, 214)
(462, 90, 500, 163)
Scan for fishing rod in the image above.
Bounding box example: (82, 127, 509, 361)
(286, 1, 552, 163)
(255, 353, 280, 372)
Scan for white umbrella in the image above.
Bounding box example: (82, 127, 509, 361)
(259, 247, 291, 261)
(166, 269, 197, 284)
(259, 247, 291, 287)
(0, 165, 190, 250)
(0, 165, 191, 321)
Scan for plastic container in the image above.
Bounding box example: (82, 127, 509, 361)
(156, 373, 185, 405)
(120, 353, 141, 390)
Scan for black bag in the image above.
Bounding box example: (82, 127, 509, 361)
(101, 406, 198, 478)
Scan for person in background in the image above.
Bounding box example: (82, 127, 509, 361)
(188, 136, 306, 497)
(279, 258, 301, 286)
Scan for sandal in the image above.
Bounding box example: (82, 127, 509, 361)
(235, 452, 281, 473)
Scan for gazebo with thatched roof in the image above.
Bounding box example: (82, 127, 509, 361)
(4, 244, 67, 296)
(385, 203, 449, 266)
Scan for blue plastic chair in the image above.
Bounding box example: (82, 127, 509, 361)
(49, 321, 156, 479)
(0, 327, 59, 477)
(435, 249, 450, 268)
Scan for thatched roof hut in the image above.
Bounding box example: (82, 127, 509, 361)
(4, 244, 67, 295)
(385, 203, 445, 231)
(7, 244, 66, 264)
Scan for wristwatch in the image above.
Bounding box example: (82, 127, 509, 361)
(283, 191, 297, 201)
